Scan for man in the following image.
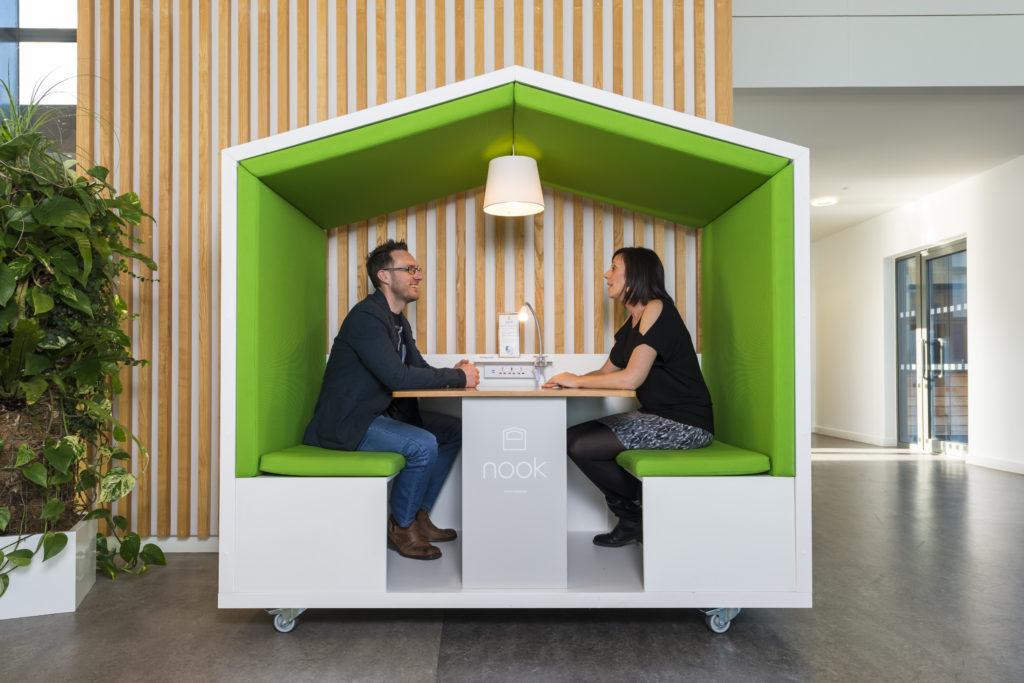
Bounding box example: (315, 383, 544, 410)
(304, 240, 480, 561)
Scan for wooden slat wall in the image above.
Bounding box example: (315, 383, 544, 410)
(78, 0, 730, 538)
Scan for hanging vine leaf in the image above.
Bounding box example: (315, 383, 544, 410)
(99, 468, 137, 503)
(31, 287, 54, 314)
(40, 498, 65, 522)
(42, 531, 69, 561)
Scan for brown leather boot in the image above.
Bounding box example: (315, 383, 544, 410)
(415, 508, 457, 542)
(387, 515, 441, 560)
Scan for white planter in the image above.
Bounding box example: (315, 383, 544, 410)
(0, 518, 97, 620)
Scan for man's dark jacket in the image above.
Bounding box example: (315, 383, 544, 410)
(303, 289, 466, 450)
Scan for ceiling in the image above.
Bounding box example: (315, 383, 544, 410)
(734, 88, 1024, 241)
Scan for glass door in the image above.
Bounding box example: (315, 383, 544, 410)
(896, 241, 968, 453)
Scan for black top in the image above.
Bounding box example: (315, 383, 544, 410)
(303, 289, 466, 451)
(608, 300, 714, 433)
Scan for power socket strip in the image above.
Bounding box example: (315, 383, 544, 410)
(483, 365, 535, 379)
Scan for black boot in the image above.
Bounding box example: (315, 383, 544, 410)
(593, 516, 643, 547)
(594, 496, 643, 547)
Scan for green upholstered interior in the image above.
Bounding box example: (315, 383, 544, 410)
(513, 85, 787, 226)
(234, 75, 798, 480)
(616, 441, 771, 477)
(243, 85, 514, 230)
(240, 83, 788, 229)
(701, 166, 795, 476)
(236, 168, 328, 477)
(260, 445, 406, 477)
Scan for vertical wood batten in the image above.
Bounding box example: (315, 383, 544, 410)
(297, 0, 310, 126)
(475, 190, 486, 353)
(156, 0, 173, 538)
(136, 0, 155, 538)
(117, 0, 135, 531)
(456, 193, 467, 354)
(696, 226, 703, 352)
(573, 198, 583, 352)
(673, 0, 684, 112)
(415, 207, 427, 351)
(238, 0, 251, 142)
(495, 219, 505, 318)
(337, 227, 349, 331)
(376, 1, 386, 106)
(714, 0, 732, 124)
(653, 0, 663, 106)
(631, 0, 641, 99)
(317, 0, 328, 121)
(76, 0, 93, 171)
(198, 2, 213, 539)
(337, 0, 348, 114)
(258, 0, 271, 137)
(177, 0, 193, 539)
(694, 0, 705, 117)
(514, 216, 524, 318)
(356, 0, 367, 110)
(553, 191, 563, 352)
(674, 224, 686, 321)
(436, 200, 447, 352)
(277, 0, 289, 132)
(357, 221, 369, 300)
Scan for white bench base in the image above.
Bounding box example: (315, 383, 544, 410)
(221, 476, 809, 609)
(642, 475, 797, 592)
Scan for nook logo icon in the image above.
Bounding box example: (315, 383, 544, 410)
(482, 458, 548, 480)
(502, 427, 526, 451)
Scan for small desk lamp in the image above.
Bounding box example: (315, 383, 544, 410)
(518, 302, 550, 384)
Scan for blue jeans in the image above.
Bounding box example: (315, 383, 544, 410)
(357, 411, 462, 527)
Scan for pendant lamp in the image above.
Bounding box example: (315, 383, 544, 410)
(483, 155, 545, 217)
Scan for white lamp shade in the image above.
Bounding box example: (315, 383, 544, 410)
(483, 155, 545, 217)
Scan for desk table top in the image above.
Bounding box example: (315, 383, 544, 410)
(393, 387, 636, 398)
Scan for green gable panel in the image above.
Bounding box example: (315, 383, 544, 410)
(236, 168, 328, 477)
(242, 85, 514, 229)
(701, 166, 795, 476)
(515, 85, 789, 226)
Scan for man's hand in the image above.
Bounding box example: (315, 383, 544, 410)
(457, 360, 480, 388)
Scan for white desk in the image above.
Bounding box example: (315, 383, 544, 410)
(394, 387, 634, 589)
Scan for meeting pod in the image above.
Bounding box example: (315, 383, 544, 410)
(219, 67, 810, 634)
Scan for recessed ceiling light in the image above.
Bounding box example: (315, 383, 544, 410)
(810, 196, 839, 207)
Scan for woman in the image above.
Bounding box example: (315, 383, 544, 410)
(543, 247, 713, 547)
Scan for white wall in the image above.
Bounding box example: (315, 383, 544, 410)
(734, 1, 1024, 88)
(812, 155, 1024, 474)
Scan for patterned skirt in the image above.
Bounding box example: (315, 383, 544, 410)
(597, 410, 713, 451)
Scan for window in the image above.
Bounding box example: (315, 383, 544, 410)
(0, 1, 77, 154)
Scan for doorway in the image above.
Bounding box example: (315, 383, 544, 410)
(895, 240, 967, 453)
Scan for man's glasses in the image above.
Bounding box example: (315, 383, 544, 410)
(381, 265, 423, 275)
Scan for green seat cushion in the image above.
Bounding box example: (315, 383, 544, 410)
(616, 440, 771, 477)
(259, 445, 405, 477)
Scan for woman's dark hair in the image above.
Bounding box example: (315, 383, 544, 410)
(366, 239, 409, 289)
(613, 246, 673, 307)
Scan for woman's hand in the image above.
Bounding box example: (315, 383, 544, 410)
(543, 372, 583, 389)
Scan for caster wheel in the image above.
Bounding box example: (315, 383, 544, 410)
(705, 613, 731, 634)
(273, 613, 298, 633)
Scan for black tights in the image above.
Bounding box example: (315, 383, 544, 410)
(567, 420, 641, 520)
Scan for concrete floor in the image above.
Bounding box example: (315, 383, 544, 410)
(3, 443, 1023, 682)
